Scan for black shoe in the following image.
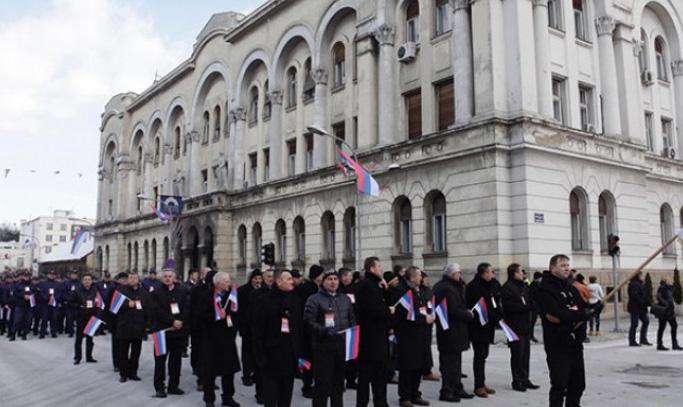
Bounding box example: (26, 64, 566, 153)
(523, 381, 540, 390)
(641, 340, 653, 346)
(74, 359, 81, 365)
(21, 335, 27, 341)
(629, 342, 641, 347)
(672, 344, 683, 351)
(512, 382, 527, 392)
(182, 351, 189, 358)
(412, 398, 430, 406)
(128, 375, 141, 381)
(657, 345, 670, 351)
(167, 388, 184, 395)
(221, 399, 240, 407)
(8, 336, 15, 342)
(455, 391, 474, 400)
(51, 334, 57, 338)
(460, 373, 468, 378)
(119, 377, 127, 383)
(302, 388, 314, 399)
(531, 336, 539, 343)
(68, 333, 74, 338)
(86, 358, 98, 363)
(155, 390, 167, 398)
(39, 334, 45, 339)
(205, 403, 215, 407)
(255, 396, 264, 405)
(438, 395, 460, 403)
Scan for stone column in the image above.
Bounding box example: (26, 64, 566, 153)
(672, 60, 683, 159)
(188, 130, 202, 196)
(267, 90, 284, 180)
(614, 23, 644, 144)
(532, 0, 553, 118)
(450, 0, 474, 124)
(355, 34, 378, 148)
(163, 143, 173, 194)
(373, 24, 396, 145)
(232, 108, 247, 188)
(312, 68, 329, 168)
(595, 16, 622, 136)
(143, 153, 153, 209)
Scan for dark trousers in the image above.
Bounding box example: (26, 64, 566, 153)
(4, 306, 15, 335)
(530, 309, 539, 337)
(190, 331, 201, 378)
(439, 352, 463, 398)
(12, 306, 32, 337)
(588, 307, 601, 332)
(65, 306, 77, 335)
(509, 335, 531, 384)
(56, 305, 65, 333)
(345, 359, 358, 386)
(110, 327, 119, 370)
(657, 318, 679, 346)
(40, 305, 58, 336)
(31, 307, 41, 334)
(154, 336, 184, 391)
(357, 360, 389, 407)
(398, 369, 422, 402)
(0, 306, 8, 334)
(312, 347, 345, 407)
(546, 351, 585, 407)
(118, 338, 142, 378)
(263, 375, 294, 407)
(74, 329, 94, 360)
(629, 311, 649, 344)
(203, 373, 235, 403)
(472, 341, 490, 389)
(241, 334, 255, 381)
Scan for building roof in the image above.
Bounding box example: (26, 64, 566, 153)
(40, 237, 93, 263)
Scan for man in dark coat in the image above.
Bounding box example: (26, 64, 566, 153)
(355, 257, 393, 407)
(338, 267, 358, 389)
(197, 271, 241, 407)
(150, 268, 190, 398)
(528, 271, 543, 343)
(394, 267, 432, 407)
(304, 269, 356, 407)
(295, 264, 323, 399)
(10, 272, 34, 341)
(501, 263, 539, 392)
(102, 272, 128, 372)
(237, 269, 263, 386)
(432, 263, 474, 402)
(249, 268, 274, 403)
(536, 254, 600, 407)
(63, 271, 81, 337)
(37, 270, 62, 338)
(627, 271, 652, 346)
(465, 262, 502, 398)
(116, 273, 150, 382)
(655, 276, 681, 350)
(190, 267, 213, 390)
(253, 270, 303, 407)
(69, 273, 99, 364)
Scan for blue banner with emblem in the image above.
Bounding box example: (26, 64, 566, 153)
(159, 195, 184, 216)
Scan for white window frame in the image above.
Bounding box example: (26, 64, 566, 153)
(432, 213, 446, 252)
(645, 112, 654, 151)
(578, 84, 594, 131)
(400, 219, 413, 254)
(662, 118, 673, 149)
(406, 16, 420, 43)
(435, 0, 450, 36)
(548, 0, 563, 30)
(573, 0, 588, 42)
(552, 77, 567, 124)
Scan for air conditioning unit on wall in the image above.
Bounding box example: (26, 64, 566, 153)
(641, 70, 654, 85)
(663, 146, 676, 160)
(397, 42, 417, 63)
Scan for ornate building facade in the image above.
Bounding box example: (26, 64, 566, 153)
(95, 0, 683, 282)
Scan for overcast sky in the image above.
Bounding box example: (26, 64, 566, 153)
(0, 0, 261, 226)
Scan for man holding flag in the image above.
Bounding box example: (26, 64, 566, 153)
(37, 270, 62, 339)
(115, 273, 150, 383)
(432, 263, 475, 402)
(500, 263, 540, 392)
(304, 269, 356, 407)
(69, 273, 99, 364)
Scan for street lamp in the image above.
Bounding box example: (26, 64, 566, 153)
(306, 124, 363, 272)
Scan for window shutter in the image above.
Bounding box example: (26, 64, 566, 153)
(437, 80, 454, 130)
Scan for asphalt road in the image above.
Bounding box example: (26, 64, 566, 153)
(0, 322, 681, 406)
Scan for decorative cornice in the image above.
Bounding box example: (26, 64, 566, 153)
(450, 0, 471, 11)
(373, 24, 395, 46)
(268, 90, 283, 105)
(595, 16, 615, 36)
(312, 68, 328, 86)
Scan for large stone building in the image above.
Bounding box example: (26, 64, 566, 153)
(95, 0, 683, 283)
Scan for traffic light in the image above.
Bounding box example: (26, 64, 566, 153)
(608, 234, 620, 257)
(261, 242, 275, 266)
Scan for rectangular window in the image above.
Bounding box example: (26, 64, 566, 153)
(287, 140, 296, 177)
(552, 77, 566, 124)
(548, 0, 563, 30)
(263, 148, 270, 182)
(305, 134, 313, 171)
(333, 122, 345, 162)
(571, 212, 582, 250)
(406, 90, 422, 139)
(45, 246, 52, 254)
(573, 0, 588, 41)
(578, 85, 594, 131)
(46, 223, 53, 231)
(436, 80, 455, 130)
(433, 214, 446, 252)
(60, 224, 67, 231)
(407, 17, 420, 43)
(249, 153, 257, 186)
(435, 0, 450, 36)
(59, 235, 66, 242)
(353, 117, 358, 149)
(645, 112, 654, 151)
(662, 118, 673, 149)
(327, 229, 336, 260)
(212, 166, 219, 188)
(201, 169, 208, 193)
(45, 235, 52, 242)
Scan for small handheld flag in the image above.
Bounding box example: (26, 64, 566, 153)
(228, 284, 238, 312)
(434, 298, 449, 330)
(213, 290, 223, 321)
(341, 325, 360, 361)
(499, 320, 520, 342)
(28, 294, 36, 308)
(109, 290, 129, 314)
(48, 294, 57, 307)
(472, 297, 489, 326)
(298, 358, 311, 370)
(397, 290, 416, 321)
(152, 330, 168, 357)
(96, 291, 105, 310)
(83, 316, 104, 337)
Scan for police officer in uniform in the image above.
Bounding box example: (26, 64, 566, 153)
(37, 270, 62, 338)
(535, 254, 602, 407)
(63, 271, 81, 337)
(10, 272, 34, 341)
(70, 273, 100, 364)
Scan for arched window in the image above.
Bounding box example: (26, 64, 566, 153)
(213, 105, 221, 141)
(174, 126, 181, 159)
(127, 242, 132, 271)
(287, 67, 297, 108)
(108, 156, 115, 184)
(294, 216, 306, 262)
(660, 204, 675, 255)
(639, 29, 649, 74)
(343, 208, 356, 260)
(143, 240, 149, 272)
(263, 80, 272, 119)
(202, 111, 210, 143)
(333, 43, 346, 88)
(238, 225, 247, 265)
(303, 58, 315, 101)
(249, 86, 259, 124)
(598, 192, 616, 254)
(321, 211, 336, 260)
(163, 237, 169, 264)
(154, 137, 160, 165)
(425, 191, 447, 253)
(275, 219, 287, 264)
(133, 241, 139, 272)
(406, 0, 420, 43)
(570, 188, 589, 250)
(393, 196, 413, 254)
(105, 245, 110, 271)
(252, 223, 262, 266)
(151, 239, 157, 271)
(655, 37, 668, 81)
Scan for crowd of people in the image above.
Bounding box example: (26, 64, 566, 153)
(0, 255, 680, 407)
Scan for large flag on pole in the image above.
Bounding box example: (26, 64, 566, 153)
(336, 147, 381, 197)
(341, 325, 360, 361)
(70, 229, 90, 255)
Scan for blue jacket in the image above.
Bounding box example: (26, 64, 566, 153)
(37, 280, 64, 303)
(62, 279, 81, 304)
(13, 282, 34, 308)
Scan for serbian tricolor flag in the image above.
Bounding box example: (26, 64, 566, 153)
(109, 290, 128, 314)
(213, 290, 223, 321)
(28, 294, 36, 308)
(397, 290, 415, 321)
(342, 325, 360, 361)
(472, 297, 489, 326)
(298, 358, 311, 370)
(434, 298, 449, 330)
(70, 229, 90, 255)
(228, 284, 238, 312)
(152, 330, 167, 357)
(336, 147, 381, 197)
(96, 291, 105, 310)
(152, 204, 172, 223)
(499, 320, 520, 342)
(83, 316, 104, 337)
(48, 293, 57, 307)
